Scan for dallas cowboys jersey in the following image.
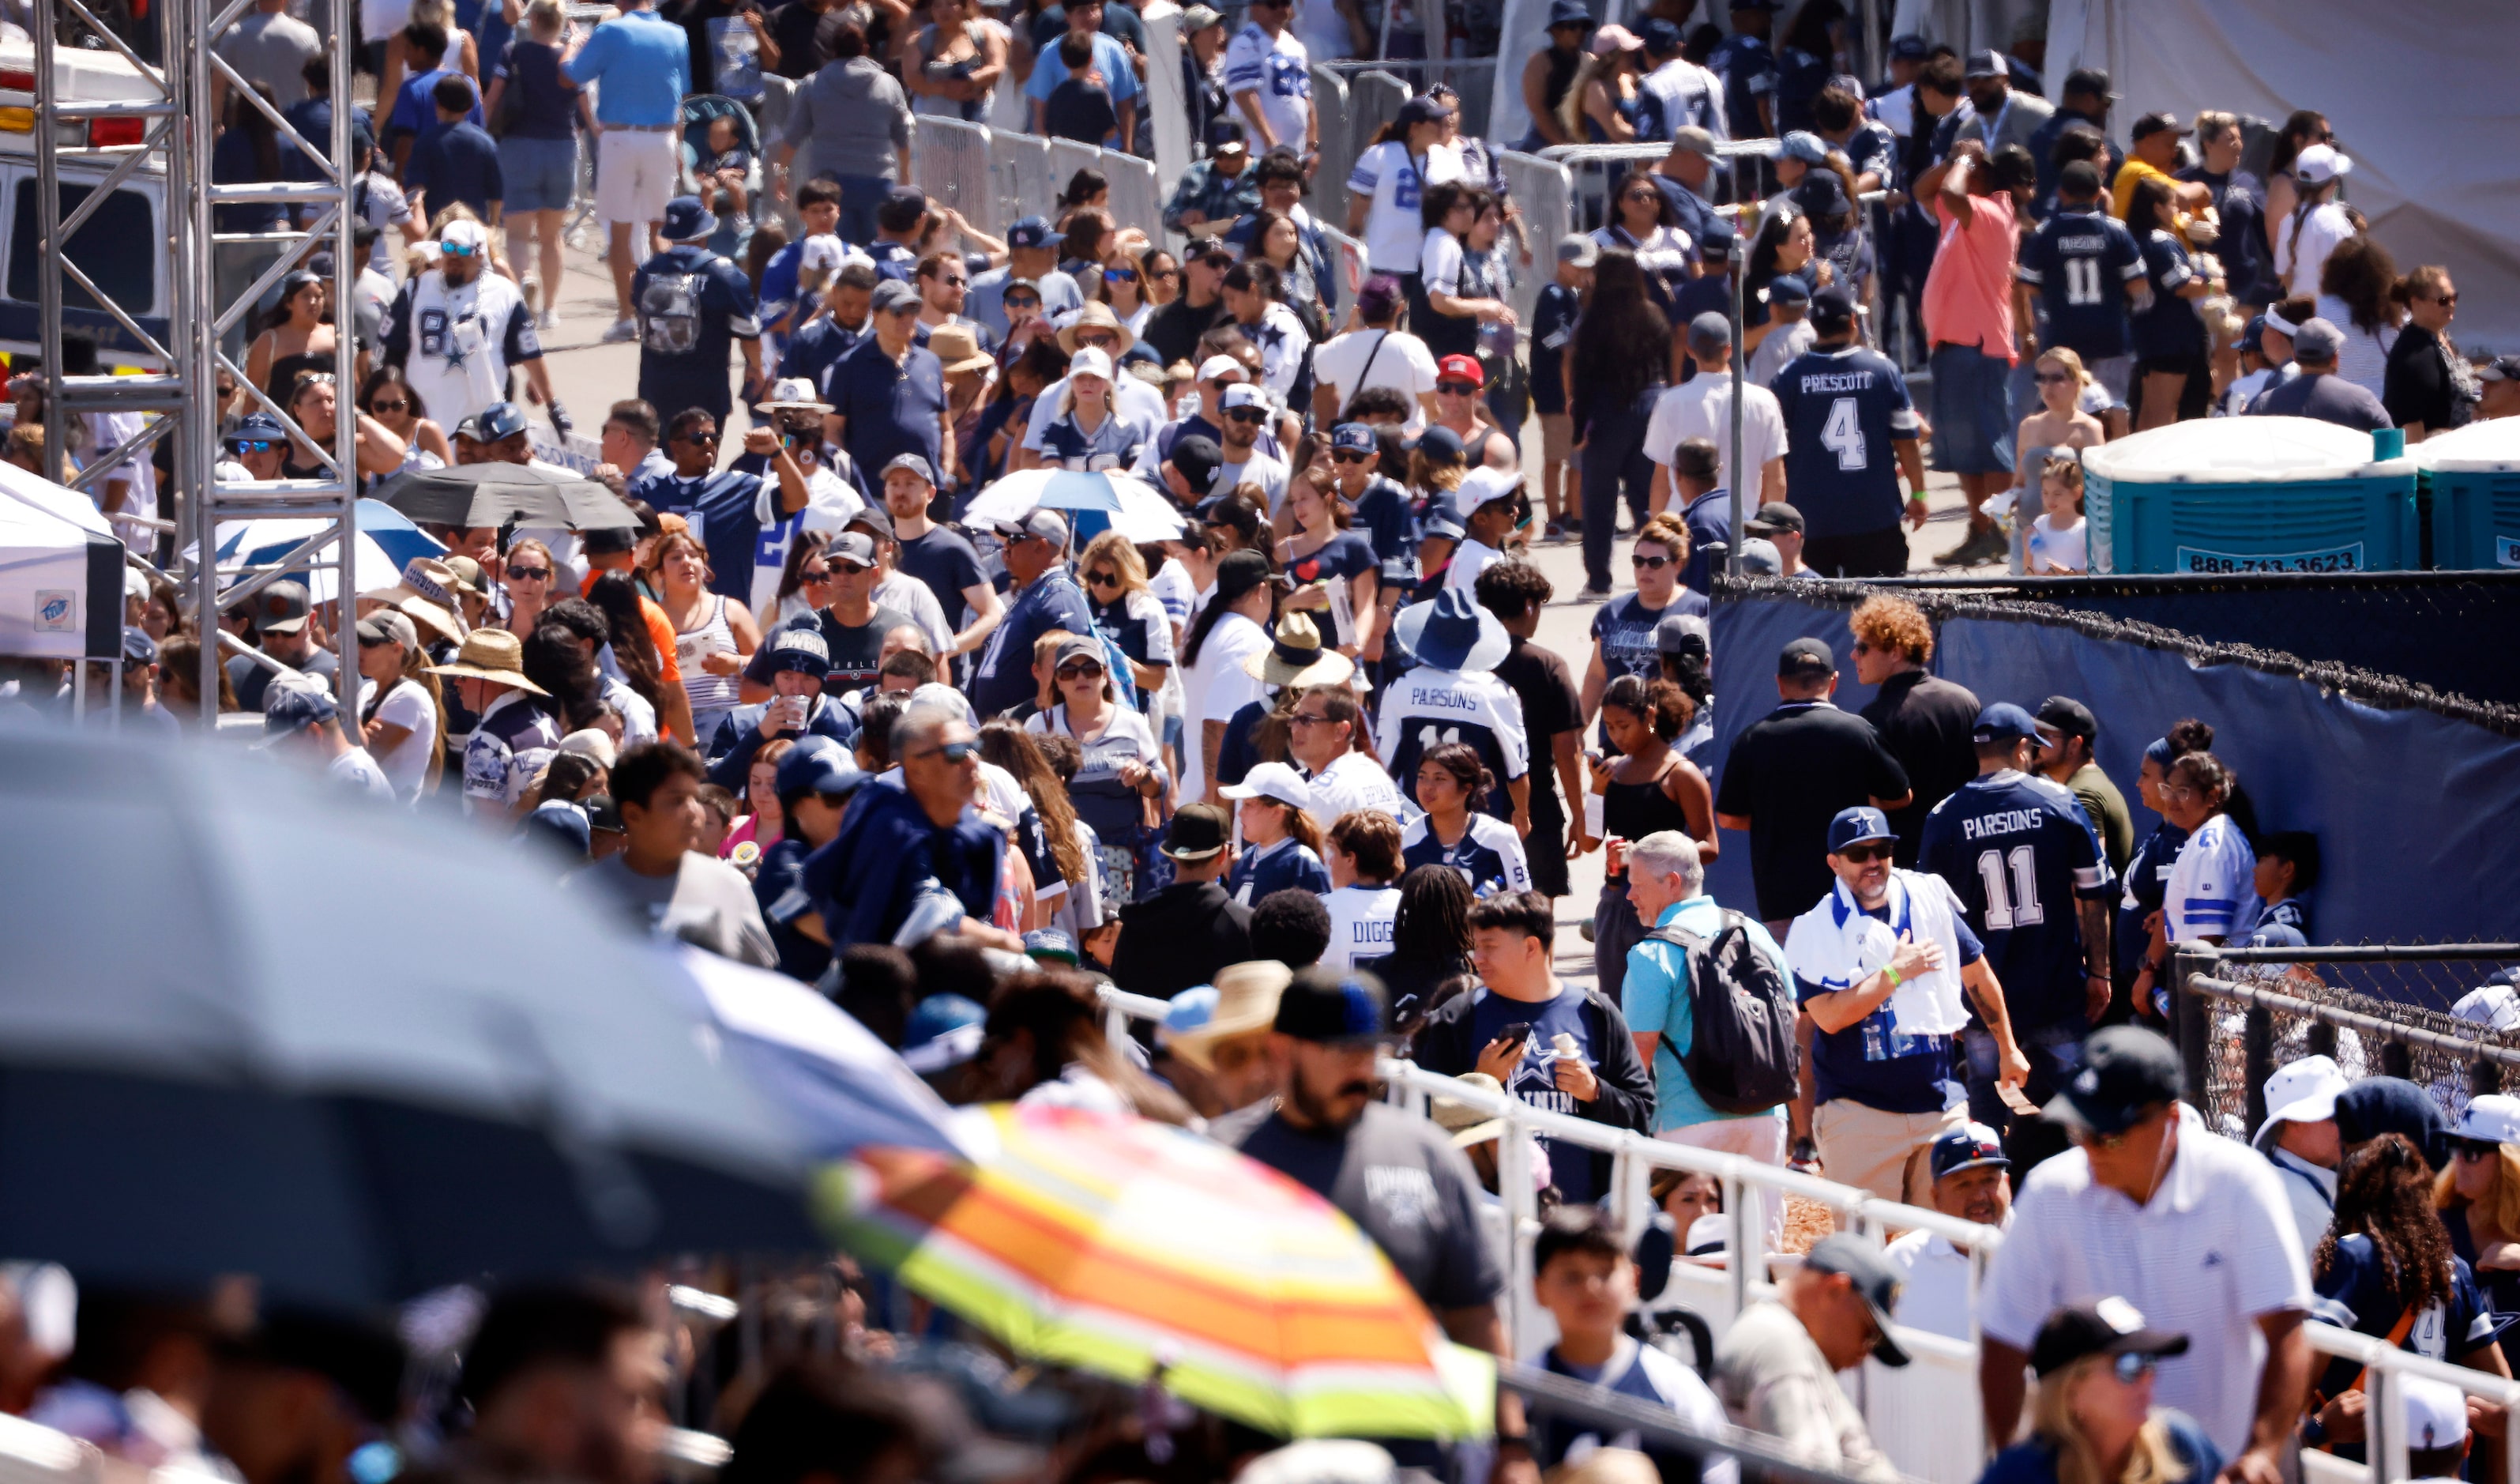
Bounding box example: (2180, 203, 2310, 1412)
(462, 689, 561, 809)
(1770, 344, 1924, 539)
(385, 267, 538, 433)
(1399, 812, 1533, 898)
(1917, 769, 2112, 1032)
(1305, 748, 1415, 827)
(1321, 883, 1402, 970)
(2016, 207, 2144, 362)
(1375, 665, 1530, 823)
(1229, 837, 1331, 906)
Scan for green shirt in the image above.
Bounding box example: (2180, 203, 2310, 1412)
(2067, 761, 2134, 877)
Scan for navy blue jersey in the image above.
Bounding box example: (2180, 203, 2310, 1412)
(2132, 230, 2207, 361)
(633, 244, 762, 423)
(1398, 812, 1534, 898)
(2315, 1234, 2504, 1420)
(631, 466, 766, 605)
(1228, 838, 1332, 906)
(1348, 476, 1418, 587)
(1917, 770, 2112, 1032)
(2015, 208, 2144, 362)
(1286, 529, 1377, 589)
(1770, 345, 1923, 539)
(1709, 34, 1775, 141)
(1679, 488, 1732, 594)
(1591, 593, 1703, 688)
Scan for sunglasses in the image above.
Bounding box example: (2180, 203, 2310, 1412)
(1436, 380, 1479, 395)
(1149, 266, 1179, 280)
(2033, 371, 2073, 385)
(1225, 408, 1267, 424)
(1330, 450, 1372, 464)
(1623, 190, 1660, 203)
(369, 398, 411, 413)
(1836, 843, 1890, 864)
(912, 740, 979, 763)
(442, 243, 480, 257)
(684, 430, 720, 444)
(2455, 1138, 2502, 1162)
(507, 566, 551, 581)
(1005, 296, 1040, 311)
(229, 439, 276, 454)
(935, 274, 969, 288)
(2111, 1353, 2159, 1384)
(826, 560, 875, 576)
(1849, 639, 1873, 656)
(1288, 710, 1334, 728)
(1055, 660, 1105, 680)
(2432, 292, 2459, 307)
(1209, 378, 1242, 392)
(1085, 568, 1121, 588)
(1104, 268, 1138, 282)
(1630, 553, 1673, 570)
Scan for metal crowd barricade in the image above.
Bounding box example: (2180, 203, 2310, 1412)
(1100, 153, 1167, 248)
(913, 116, 1000, 236)
(1047, 137, 1108, 209)
(1348, 68, 1412, 160)
(1316, 222, 1367, 312)
(2299, 1320, 2520, 1484)
(990, 131, 1056, 238)
(1308, 65, 1355, 224)
(1495, 149, 1571, 323)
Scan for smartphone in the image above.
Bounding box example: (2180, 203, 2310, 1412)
(1499, 1021, 1535, 1049)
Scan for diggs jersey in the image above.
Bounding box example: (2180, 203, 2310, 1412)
(1223, 22, 1311, 153)
(1228, 838, 1331, 906)
(1917, 769, 2111, 1030)
(1375, 666, 1530, 824)
(1770, 345, 1923, 540)
(386, 268, 539, 432)
(1399, 812, 1533, 898)
(1321, 884, 1401, 970)
(2016, 208, 2144, 361)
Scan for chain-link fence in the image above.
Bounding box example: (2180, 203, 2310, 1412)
(2176, 944, 2520, 1139)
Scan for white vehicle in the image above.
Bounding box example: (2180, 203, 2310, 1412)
(0, 36, 171, 367)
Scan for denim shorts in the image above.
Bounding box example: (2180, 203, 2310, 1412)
(1929, 341, 2017, 476)
(499, 134, 580, 215)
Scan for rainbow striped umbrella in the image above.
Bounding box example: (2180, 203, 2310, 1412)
(813, 1102, 1494, 1441)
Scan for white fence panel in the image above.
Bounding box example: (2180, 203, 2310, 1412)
(1495, 149, 1570, 323)
(990, 131, 1056, 232)
(913, 116, 999, 236)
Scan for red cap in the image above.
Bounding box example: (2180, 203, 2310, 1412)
(1435, 354, 1484, 388)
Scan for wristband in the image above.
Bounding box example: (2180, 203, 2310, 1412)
(1908, 488, 1929, 503)
(1883, 965, 1903, 988)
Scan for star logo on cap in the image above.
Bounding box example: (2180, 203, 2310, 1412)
(2076, 1069, 2100, 1094)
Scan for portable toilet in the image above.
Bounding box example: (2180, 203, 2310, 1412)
(2412, 418, 2520, 571)
(2082, 417, 2418, 574)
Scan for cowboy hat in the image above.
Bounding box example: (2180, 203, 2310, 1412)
(425, 627, 547, 693)
(1243, 611, 1354, 687)
(358, 556, 469, 643)
(1168, 961, 1294, 1072)
(1056, 300, 1137, 358)
(757, 375, 833, 418)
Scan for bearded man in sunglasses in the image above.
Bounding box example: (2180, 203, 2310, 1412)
(1781, 804, 2025, 1205)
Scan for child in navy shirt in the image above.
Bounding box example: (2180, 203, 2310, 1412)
(405, 74, 503, 224)
(1042, 32, 1118, 147)
(696, 112, 754, 227)
(1220, 763, 1331, 905)
(2247, 832, 2318, 945)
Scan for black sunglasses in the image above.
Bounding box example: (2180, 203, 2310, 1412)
(1436, 380, 1479, 395)
(1224, 408, 1267, 424)
(1005, 296, 1040, 310)
(1837, 843, 1891, 864)
(1085, 568, 1121, 587)
(507, 565, 552, 581)
(1330, 450, 1371, 464)
(911, 740, 978, 763)
(1630, 553, 1672, 570)
(1055, 660, 1105, 680)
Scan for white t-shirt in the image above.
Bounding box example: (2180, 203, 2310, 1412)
(1643, 374, 1789, 500)
(1883, 1226, 1992, 1343)
(2274, 200, 2355, 302)
(749, 463, 863, 620)
(2164, 811, 2261, 945)
(81, 411, 159, 546)
(1420, 226, 1467, 299)
(1347, 140, 1464, 273)
(363, 676, 438, 802)
(1446, 537, 1505, 593)
(329, 745, 396, 799)
(2314, 292, 2398, 398)
(1221, 21, 1312, 154)
(1320, 883, 1401, 970)
(876, 569, 956, 654)
(2027, 513, 2087, 574)
(1306, 747, 1413, 826)
(1022, 371, 1168, 451)
(1747, 318, 1816, 388)
(1180, 609, 1270, 801)
(1312, 329, 1438, 434)
(1218, 450, 1292, 512)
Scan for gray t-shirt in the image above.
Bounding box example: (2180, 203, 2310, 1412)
(1212, 1100, 1503, 1315)
(217, 9, 325, 107)
(2244, 369, 2393, 432)
(576, 851, 778, 967)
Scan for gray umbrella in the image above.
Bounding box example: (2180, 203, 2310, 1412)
(375, 462, 641, 532)
(0, 725, 818, 1304)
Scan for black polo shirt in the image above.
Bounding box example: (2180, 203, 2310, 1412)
(1714, 699, 1910, 921)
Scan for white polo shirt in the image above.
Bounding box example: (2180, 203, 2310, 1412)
(1882, 1226, 1983, 1343)
(1979, 1104, 2312, 1459)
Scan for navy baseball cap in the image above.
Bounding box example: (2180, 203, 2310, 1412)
(1273, 965, 1390, 1045)
(1973, 702, 2041, 745)
(1810, 284, 1859, 330)
(228, 412, 288, 446)
(1827, 806, 1895, 853)
(766, 626, 833, 678)
(1965, 47, 2006, 77)
(1803, 1234, 1910, 1368)
(1545, 0, 1593, 29)
(2049, 1026, 2183, 1136)
(1778, 635, 1833, 677)
(1929, 1121, 2011, 1180)
(775, 736, 863, 800)
(1768, 273, 1812, 307)
(1889, 33, 1930, 60)
(1696, 214, 1736, 258)
(1007, 216, 1055, 250)
(902, 993, 987, 1075)
(1639, 17, 1680, 53)
(1205, 117, 1248, 153)
(1330, 422, 1377, 455)
(471, 401, 529, 443)
(121, 626, 159, 666)
(258, 682, 340, 744)
(883, 452, 936, 485)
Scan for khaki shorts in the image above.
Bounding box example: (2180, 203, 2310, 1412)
(1813, 1099, 1966, 1205)
(1540, 412, 1574, 467)
(595, 128, 677, 228)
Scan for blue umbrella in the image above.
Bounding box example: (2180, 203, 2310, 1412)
(0, 723, 818, 1305)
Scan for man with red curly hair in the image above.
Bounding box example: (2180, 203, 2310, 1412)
(1850, 593, 1979, 864)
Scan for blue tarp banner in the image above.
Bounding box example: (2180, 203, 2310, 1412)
(1705, 589, 2520, 944)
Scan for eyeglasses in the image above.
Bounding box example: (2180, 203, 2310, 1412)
(2111, 1353, 2159, 1384)
(369, 398, 411, 414)
(1631, 552, 1673, 570)
(1288, 710, 1334, 728)
(507, 566, 551, 581)
(1623, 190, 1660, 203)
(910, 740, 979, 763)
(1055, 660, 1105, 680)
(1224, 408, 1267, 424)
(2455, 1138, 2502, 1162)
(935, 274, 968, 288)
(2033, 371, 2073, 385)
(1085, 568, 1121, 588)
(1330, 450, 1371, 464)
(1149, 266, 1179, 280)
(1836, 843, 1890, 864)
(1436, 380, 1478, 395)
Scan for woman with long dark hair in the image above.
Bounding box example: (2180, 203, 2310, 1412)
(586, 571, 670, 732)
(1416, 182, 1514, 363)
(1398, 740, 1533, 897)
(2316, 235, 2403, 400)
(240, 271, 337, 414)
(1243, 209, 1329, 341)
(1567, 248, 1670, 597)
(1743, 202, 1827, 352)
(358, 364, 454, 469)
(1382, 863, 1476, 1042)
(2309, 1134, 2512, 1453)
(1588, 676, 1715, 1004)
(2262, 110, 2333, 240)
(978, 720, 1097, 937)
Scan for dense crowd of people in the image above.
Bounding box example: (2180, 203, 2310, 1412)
(9, 2, 2518, 1482)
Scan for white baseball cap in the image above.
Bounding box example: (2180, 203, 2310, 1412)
(1451, 464, 1521, 522)
(2402, 1375, 2469, 1452)
(440, 217, 489, 250)
(1197, 353, 1247, 382)
(2455, 982, 2520, 1033)
(1220, 760, 1315, 815)
(2455, 1094, 2520, 1149)
(799, 233, 848, 274)
(1221, 382, 1271, 412)
(2295, 143, 2352, 186)
(1067, 345, 1115, 382)
(2263, 1054, 2346, 1127)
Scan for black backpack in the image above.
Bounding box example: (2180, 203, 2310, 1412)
(1643, 913, 1800, 1115)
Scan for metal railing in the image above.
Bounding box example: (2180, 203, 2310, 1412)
(2172, 944, 2520, 1138)
(907, 116, 1168, 247)
(2300, 1320, 2520, 1484)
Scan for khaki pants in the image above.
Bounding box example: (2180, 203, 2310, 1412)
(1814, 1100, 1967, 1205)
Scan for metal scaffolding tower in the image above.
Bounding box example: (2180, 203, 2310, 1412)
(31, 0, 358, 720)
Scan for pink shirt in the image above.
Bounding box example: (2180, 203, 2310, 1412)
(1923, 188, 2018, 363)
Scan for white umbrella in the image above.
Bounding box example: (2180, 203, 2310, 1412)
(212, 509, 443, 602)
(961, 467, 1187, 543)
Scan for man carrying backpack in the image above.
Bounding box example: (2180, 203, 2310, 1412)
(634, 195, 765, 427)
(1621, 830, 1800, 1204)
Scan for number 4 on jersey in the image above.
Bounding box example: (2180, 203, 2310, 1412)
(1822, 397, 1868, 471)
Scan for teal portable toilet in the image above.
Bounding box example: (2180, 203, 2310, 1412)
(2413, 418, 2520, 571)
(2082, 417, 2419, 574)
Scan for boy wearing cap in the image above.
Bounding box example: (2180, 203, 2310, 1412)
(1111, 804, 1255, 997)
(1786, 804, 2025, 1200)
(1883, 1122, 2011, 1340)
(1979, 1026, 2312, 1471)
(1528, 1206, 1736, 1482)
(1916, 702, 2112, 1130)
(633, 197, 767, 424)
(1714, 1232, 1905, 1482)
(2248, 1054, 2344, 1260)
(1164, 120, 1260, 238)
(1770, 284, 1926, 576)
(260, 681, 396, 800)
(2242, 318, 2392, 431)
(1311, 277, 1439, 435)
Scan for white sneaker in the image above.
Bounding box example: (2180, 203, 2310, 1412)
(601, 318, 638, 344)
(538, 309, 562, 332)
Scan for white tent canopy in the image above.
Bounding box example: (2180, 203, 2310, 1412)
(0, 461, 119, 661)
